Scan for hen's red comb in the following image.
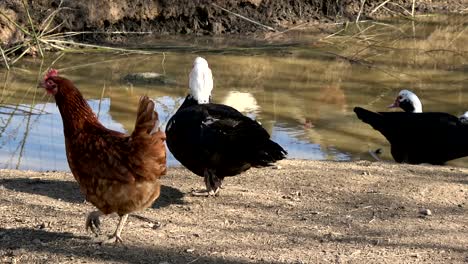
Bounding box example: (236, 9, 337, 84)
(45, 68, 59, 80)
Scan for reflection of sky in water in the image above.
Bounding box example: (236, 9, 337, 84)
(270, 124, 350, 161)
(0, 96, 341, 171)
(0, 99, 125, 171)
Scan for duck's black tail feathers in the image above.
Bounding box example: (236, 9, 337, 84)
(354, 107, 385, 131)
(252, 140, 287, 167)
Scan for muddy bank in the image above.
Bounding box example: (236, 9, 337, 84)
(0, 159, 467, 263)
(1, 0, 467, 45)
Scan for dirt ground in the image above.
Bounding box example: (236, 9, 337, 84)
(0, 159, 467, 263)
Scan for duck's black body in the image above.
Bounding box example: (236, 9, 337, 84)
(354, 107, 468, 165)
(166, 96, 287, 191)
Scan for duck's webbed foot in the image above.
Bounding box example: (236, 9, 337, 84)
(85, 210, 103, 236)
(191, 170, 221, 197)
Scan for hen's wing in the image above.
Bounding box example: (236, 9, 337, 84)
(67, 96, 166, 184)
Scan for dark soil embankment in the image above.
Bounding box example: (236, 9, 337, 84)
(1, 0, 467, 45)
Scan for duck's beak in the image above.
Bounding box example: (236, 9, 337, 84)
(388, 98, 399, 108)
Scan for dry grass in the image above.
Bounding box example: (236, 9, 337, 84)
(0, 0, 158, 69)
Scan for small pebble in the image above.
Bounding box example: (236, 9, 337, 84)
(152, 221, 162, 229)
(419, 208, 432, 216)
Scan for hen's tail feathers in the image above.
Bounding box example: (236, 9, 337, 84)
(252, 140, 287, 167)
(131, 96, 167, 179)
(354, 107, 384, 131)
(134, 96, 160, 135)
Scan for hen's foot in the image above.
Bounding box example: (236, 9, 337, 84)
(100, 234, 123, 244)
(86, 211, 103, 236)
(99, 214, 128, 244)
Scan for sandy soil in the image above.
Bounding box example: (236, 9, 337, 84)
(0, 159, 467, 263)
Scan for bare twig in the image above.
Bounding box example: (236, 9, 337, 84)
(39, 0, 65, 37)
(22, 0, 44, 58)
(0, 45, 9, 70)
(370, 0, 392, 15)
(356, 0, 367, 23)
(212, 3, 276, 32)
(424, 49, 467, 58)
(264, 22, 310, 39)
(368, 211, 376, 223)
(0, 105, 50, 114)
(11, 46, 31, 65)
(97, 83, 106, 119)
(161, 52, 166, 75)
(42, 39, 156, 54)
(387, 2, 414, 17)
(186, 257, 200, 264)
(321, 28, 346, 40)
(445, 26, 467, 48)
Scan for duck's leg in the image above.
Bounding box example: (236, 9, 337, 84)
(191, 169, 218, 197)
(85, 210, 103, 236)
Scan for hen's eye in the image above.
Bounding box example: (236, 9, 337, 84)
(46, 80, 56, 88)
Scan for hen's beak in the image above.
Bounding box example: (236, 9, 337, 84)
(37, 80, 45, 89)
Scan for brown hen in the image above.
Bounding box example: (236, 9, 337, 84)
(40, 69, 166, 243)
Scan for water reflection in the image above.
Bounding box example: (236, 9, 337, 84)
(0, 15, 467, 171)
(0, 99, 125, 171)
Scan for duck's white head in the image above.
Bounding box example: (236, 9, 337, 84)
(388, 89, 422, 113)
(189, 57, 213, 104)
(459, 111, 468, 124)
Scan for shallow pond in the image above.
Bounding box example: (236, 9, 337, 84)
(0, 15, 466, 171)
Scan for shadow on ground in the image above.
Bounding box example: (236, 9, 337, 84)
(0, 178, 185, 208)
(0, 227, 262, 264)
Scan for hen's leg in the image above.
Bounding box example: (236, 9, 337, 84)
(102, 214, 128, 244)
(85, 210, 103, 236)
